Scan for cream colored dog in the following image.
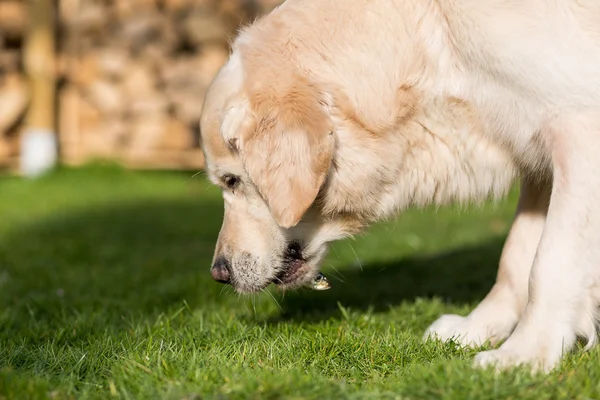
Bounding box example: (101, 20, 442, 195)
(199, 0, 600, 372)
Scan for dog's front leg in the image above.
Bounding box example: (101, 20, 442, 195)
(424, 179, 550, 347)
(474, 114, 600, 372)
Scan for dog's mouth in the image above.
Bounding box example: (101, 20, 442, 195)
(273, 242, 312, 285)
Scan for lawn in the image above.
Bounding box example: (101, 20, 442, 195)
(0, 166, 599, 400)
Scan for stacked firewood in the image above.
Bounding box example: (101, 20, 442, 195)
(0, 0, 282, 172)
(0, 0, 28, 168)
(56, 0, 282, 169)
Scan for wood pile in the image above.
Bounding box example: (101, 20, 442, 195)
(0, 0, 281, 172)
(0, 0, 28, 169)
(57, 0, 281, 170)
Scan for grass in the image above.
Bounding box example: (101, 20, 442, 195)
(0, 165, 599, 400)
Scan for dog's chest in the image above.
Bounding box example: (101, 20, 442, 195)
(465, 85, 551, 173)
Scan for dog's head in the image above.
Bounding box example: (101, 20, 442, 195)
(200, 48, 362, 293)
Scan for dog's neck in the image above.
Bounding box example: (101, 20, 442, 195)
(309, 1, 524, 224)
(320, 93, 519, 224)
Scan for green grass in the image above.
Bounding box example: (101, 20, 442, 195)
(0, 165, 599, 400)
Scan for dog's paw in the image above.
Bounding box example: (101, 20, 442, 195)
(424, 314, 499, 348)
(473, 343, 559, 373)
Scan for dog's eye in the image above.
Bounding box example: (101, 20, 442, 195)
(222, 174, 240, 189)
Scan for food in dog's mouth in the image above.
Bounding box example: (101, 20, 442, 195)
(273, 258, 305, 284)
(310, 273, 331, 290)
(273, 242, 332, 289)
(273, 242, 307, 285)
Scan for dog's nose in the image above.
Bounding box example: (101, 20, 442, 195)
(211, 257, 231, 284)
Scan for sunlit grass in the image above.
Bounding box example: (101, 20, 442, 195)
(0, 166, 596, 399)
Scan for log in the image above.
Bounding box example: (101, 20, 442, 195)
(23, 0, 56, 130)
(95, 47, 130, 80)
(84, 117, 127, 157)
(0, 73, 29, 132)
(0, 1, 27, 37)
(84, 79, 125, 116)
(0, 49, 22, 72)
(160, 117, 193, 151)
(182, 10, 227, 46)
(21, 0, 58, 177)
(58, 84, 80, 158)
(37, 0, 277, 171)
(0, 136, 11, 161)
(122, 63, 157, 99)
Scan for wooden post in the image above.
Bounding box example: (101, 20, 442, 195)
(21, 0, 58, 177)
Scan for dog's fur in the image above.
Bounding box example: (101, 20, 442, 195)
(200, 0, 600, 372)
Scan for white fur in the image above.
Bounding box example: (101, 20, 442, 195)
(200, 0, 600, 372)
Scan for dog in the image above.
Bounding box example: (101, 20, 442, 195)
(199, 0, 600, 372)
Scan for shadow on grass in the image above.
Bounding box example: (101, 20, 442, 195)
(267, 238, 504, 323)
(0, 198, 225, 332)
(0, 189, 505, 330)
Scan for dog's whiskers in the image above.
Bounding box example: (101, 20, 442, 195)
(251, 292, 258, 315)
(218, 284, 230, 297)
(262, 287, 283, 313)
(348, 243, 363, 271)
(331, 244, 341, 260)
(271, 276, 283, 285)
(187, 170, 206, 181)
(327, 264, 347, 283)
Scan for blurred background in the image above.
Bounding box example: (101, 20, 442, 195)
(0, 0, 282, 176)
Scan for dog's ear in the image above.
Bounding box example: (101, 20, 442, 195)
(240, 81, 334, 228)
